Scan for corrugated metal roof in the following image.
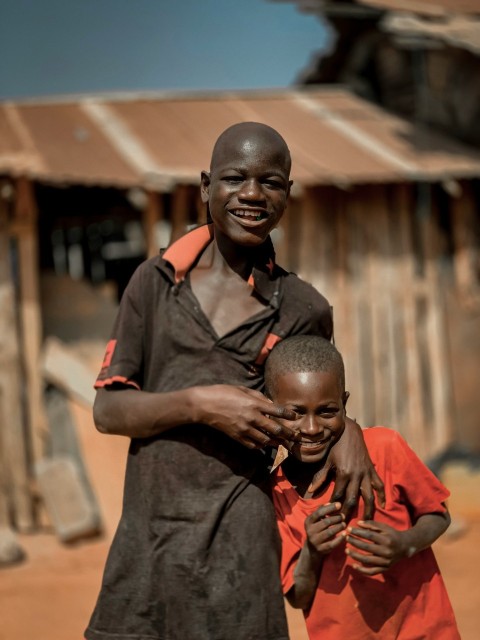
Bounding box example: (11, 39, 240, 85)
(2, 87, 480, 190)
(381, 12, 480, 53)
(359, 0, 480, 16)
(272, 0, 480, 17)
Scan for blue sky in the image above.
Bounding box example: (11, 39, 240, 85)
(0, 0, 331, 100)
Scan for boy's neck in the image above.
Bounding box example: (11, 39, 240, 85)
(282, 456, 329, 499)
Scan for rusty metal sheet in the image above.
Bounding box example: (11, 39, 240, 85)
(13, 103, 139, 187)
(2, 88, 480, 189)
(360, 0, 480, 16)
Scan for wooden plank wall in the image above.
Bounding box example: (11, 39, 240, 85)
(276, 183, 461, 460)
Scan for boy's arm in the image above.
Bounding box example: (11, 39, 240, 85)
(309, 418, 386, 521)
(345, 509, 450, 575)
(286, 503, 345, 610)
(93, 385, 298, 447)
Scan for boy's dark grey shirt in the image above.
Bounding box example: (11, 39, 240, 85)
(85, 226, 332, 640)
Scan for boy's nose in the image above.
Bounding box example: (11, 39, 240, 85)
(302, 415, 325, 436)
(238, 178, 264, 200)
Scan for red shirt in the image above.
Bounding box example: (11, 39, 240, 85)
(273, 427, 460, 639)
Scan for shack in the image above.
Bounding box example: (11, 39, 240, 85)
(1, 87, 479, 535)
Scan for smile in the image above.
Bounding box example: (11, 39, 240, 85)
(229, 209, 268, 222)
(298, 439, 330, 449)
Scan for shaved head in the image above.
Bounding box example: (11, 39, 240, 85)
(210, 122, 291, 175)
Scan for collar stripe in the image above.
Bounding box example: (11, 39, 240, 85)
(163, 224, 214, 283)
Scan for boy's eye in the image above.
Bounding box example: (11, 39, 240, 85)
(222, 175, 243, 183)
(290, 408, 305, 418)
(317, 409, 338, 418)
(263, 179, 283, 189)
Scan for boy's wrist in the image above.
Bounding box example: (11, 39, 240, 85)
(397, 529, 418, 559)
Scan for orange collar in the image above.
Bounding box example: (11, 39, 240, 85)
(163, 224, 214, 283)
(161, 224, 280, 304)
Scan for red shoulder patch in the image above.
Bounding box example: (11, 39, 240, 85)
(101, 339, 117, 371)
(255, 333, 282, 366)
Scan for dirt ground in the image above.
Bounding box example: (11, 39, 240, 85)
(1, 398, 479, 640)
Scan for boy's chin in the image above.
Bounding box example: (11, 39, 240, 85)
(291, 446, 330, 465)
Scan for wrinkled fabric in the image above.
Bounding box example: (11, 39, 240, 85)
(273, 427, 460, 640)
(85, 226, 333, 640)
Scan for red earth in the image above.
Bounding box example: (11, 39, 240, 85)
(1, 398, 479, 640)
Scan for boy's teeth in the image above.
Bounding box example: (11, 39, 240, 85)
(232, 210, 262, 219)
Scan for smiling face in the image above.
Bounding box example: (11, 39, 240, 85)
(201, 123, 292, 247)
(273, 370, 348, 464)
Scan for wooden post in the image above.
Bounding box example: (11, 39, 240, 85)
(170, 184, 190, 244)
(363, 185, 394, 428)
(14, 178, 49, 482)
(143, 190, 164, 258)
(450, 181, 479, 303)
(346, 187, 376, 426)
(390, 183, 427, 455)
(419, 186, 455, 457)
(195, 188, 207, 227)
(0, 194, 33, 531)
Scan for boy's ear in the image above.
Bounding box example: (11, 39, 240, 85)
(342, 391, 350, 409)
(200, 171, 210, 204)
(287, 179, 293, 198)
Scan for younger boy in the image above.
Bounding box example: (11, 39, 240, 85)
(265, 335, 460, 639)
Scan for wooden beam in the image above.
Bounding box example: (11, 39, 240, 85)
(419, 186, 455, 457)
(450, 181, 479, 304)
(170, 184, 190, 244)
(143, 190, 164, 259)
(0, 199, 33, 531)
(14, 178, 49, 480)
(390, 183, 427, 455)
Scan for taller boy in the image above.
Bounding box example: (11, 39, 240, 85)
(85, 122, 383, 640)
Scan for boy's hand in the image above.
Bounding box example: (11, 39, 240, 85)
(192, 384, 298, 449)
(308, 418, 385, 521)
(305, 502, 346, 556)
(345, 521, 410, 575)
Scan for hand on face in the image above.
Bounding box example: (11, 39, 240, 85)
(272, 370, 347, 465)
(192, 384, 299, 449)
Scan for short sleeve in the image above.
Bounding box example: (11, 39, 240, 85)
(272, 475, 306, 595)
(369, 428, 450, 520)
(283, 274, 333, 342)
(95, 264, 145, 390)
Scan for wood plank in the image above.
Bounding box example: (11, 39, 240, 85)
(143, 190, 164, 258)
(450, 181, 479, 303)
(170, 184, 190, 243)
(284, 196, 302, 275)
(419, 187, 455, 457)
(347, 186, 375, 426)
(41, 337, 96, 408)
(297, 187, 318, 285)
(0, 206, 33, 531)
(363, 185, 394, 428)
(35, 456, 101, 543)
(14, 178, 49, 477)
(391, 183, 427, 456)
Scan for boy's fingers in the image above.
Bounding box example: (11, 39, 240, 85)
(311, 502, 343, 520)
(337, 482, 361, 520)
(352, 564, 385, 576)
(371, 471, 386, 508)
(359, 479, 376, 520)
(329, 476, 349, 504)
(265, 404, 298, 422)
(308, 463, 332, 494)
(355, 520, 386, 533)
